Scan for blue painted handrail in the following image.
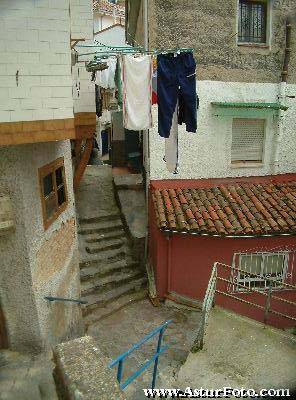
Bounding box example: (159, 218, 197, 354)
(109, 320, 172, 390)
(44, 296, 88, 305)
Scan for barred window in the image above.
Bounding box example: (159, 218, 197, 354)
(233, 252, 289, 291)
(238, 0, 267, 44)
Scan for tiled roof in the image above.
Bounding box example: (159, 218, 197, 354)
(152, 182, 296, 236)
(93, 0, 125, 18)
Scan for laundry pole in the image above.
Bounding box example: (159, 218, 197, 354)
(143, 0, 151, 284)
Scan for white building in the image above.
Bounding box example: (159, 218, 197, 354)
(0, 0, 96, 352)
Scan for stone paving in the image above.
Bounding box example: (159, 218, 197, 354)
(87, 299, 201, 400)
(0, 350, 58, 400)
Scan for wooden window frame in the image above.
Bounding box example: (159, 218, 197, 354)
(39, 157, 68, 230)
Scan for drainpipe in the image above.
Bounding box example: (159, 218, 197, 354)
(143, 0, 151, 290)
(273, 19, 292, 174)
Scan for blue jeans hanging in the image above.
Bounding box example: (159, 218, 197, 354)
(157, 51, 198, 138)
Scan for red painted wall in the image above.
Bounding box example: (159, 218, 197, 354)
(148, 187, 296, 329)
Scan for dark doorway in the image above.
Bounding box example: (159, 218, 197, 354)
(0, 303, 8, 349)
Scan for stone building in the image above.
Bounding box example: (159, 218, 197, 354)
(0, 0, 95, 352)
(126, 0, 296, 327)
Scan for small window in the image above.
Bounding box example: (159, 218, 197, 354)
(39, 158, 68, 229)
(234, 252, 289, 291)
(231, 118, 265, 164)
(238, 0, 267, 44)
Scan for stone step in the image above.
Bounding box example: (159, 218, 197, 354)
(80, 259, 140, 281)
(84, 289, 147, 327)
(79, 213, 121, 225)
(84, 229, 125, 244)
(80, 247, 127, 268)
(82, 276, 147, 315)
(78, 219, 123, 235)
(81, 268, 145, 296)
(85, 238, 125, 254)
(54, 336, 127, 400)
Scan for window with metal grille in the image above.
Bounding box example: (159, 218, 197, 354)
(231, 118, 265, 163)
(238, 0, 267, 44)
(234, 252, 289, 291)
(39, 158, 68, 230)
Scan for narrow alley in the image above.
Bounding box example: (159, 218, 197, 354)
(0, 0, 296, 399)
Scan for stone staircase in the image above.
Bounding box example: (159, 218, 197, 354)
(78, 213, 147, 328)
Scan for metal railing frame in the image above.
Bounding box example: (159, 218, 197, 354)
(109, 320, 172, 390)
(191, 261, 296, 352)
(44, 296, 88, 305)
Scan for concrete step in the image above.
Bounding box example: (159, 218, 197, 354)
(84, 289, 147, 327)
(82, 276, 147, 314)
(80, 247, 127, 268)
(81, 268, 145, 296)
(84, 229, 125, 243)
(80, 259, 140, 281)
(78, 219, 123, 235)
(113, 174, 143, 190)
(85, 238, 125, 254)
(79, 213, 121, 224)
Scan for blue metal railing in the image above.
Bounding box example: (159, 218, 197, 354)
(44, 296, 88, 305)
(109, 320, 173, 390)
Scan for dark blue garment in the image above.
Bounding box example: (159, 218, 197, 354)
(157, 52, 198, 138)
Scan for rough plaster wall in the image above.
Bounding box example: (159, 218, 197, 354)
(149, 0, 296, 84)
(0, 141, 82, 352)
(70, 0, 95, 113)
(0, 0, 74, 123)
(149, 81, 296, 180)
(0, 162, 43, 351)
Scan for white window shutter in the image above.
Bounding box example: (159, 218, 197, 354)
(231, 118, 265, 162)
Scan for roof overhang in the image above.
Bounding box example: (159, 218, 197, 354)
(211, 102, 289, 118)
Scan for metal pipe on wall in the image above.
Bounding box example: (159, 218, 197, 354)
(273, 19, 292, 174)
(143, 0, 151, 276)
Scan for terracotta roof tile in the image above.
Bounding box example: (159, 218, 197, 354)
(151, 181, 296, 236)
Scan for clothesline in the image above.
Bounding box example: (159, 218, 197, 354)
(77, 42, 194, 59)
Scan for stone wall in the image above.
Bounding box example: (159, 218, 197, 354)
(70, 0, 95, 114)
(0, 141, 83, 352)
(148, 0, 296, 84)
(0, 0, 74, 123)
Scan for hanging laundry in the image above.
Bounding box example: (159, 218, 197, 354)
(121, 54, 153, 131)
(157, 51, 198, 138)
(152, 56, 158, 105)
(115, 57, 123, 108)
(164, 100, 179, 174)
(95, 57, 117, 89)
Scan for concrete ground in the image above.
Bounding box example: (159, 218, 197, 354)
(87, 299, 201, 399)
(177, 307, 296, 394)
(76, 165, 118, 221)
(0, 350, 58, 400)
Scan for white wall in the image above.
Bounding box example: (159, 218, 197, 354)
(149, 81, 296, 180)
(0, 0, 73, 123)
(94, 24, 126, 47)
(70, 0, 95, 114)
(93, 11, 120, 33)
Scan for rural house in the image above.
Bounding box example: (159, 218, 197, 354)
(126, 0, 296, 328)
(0, 0, 96, 352)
